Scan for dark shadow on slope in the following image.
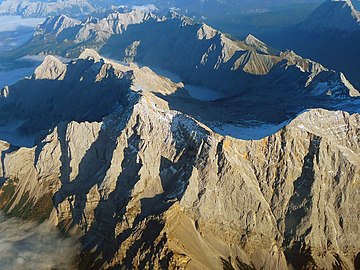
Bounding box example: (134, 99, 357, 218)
(58, 123, 72, 185)
(0, 145, 20, 189)
(155, 65, 360, 140)
(79, 114, 210, 269)
(119, 114, 210, 269)
(52, 91, 137, 227)
(53, 125, 117, 225)
(355, 252, 360, 270)
(78, 115, 144, 269)
(264, 28, 360, 89)
(0, 58, 132, 147)
(283, 135, 321, 269)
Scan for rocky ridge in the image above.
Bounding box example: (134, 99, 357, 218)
(267, 0, 360, 89)
(298, 0, 360, 33)
(0, 50, 359, 269)
(8, 9, 360, 99)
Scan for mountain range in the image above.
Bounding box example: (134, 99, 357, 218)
(0, 47, 359, 269)
(6, 9, 360, 98)
(0, 0, 324, 18)
(0, 1, 359, 270)
(0, 0, 97, 18)
(3, 9, 359, 136)
(265, 0, 360, 89)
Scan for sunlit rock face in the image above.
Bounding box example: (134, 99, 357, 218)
(0, 50, 358, 269)
(12, 8, 359, 103)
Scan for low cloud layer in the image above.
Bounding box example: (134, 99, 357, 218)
(0, 213, 80, 270)
(0, 16, 44, 32)
(132, 4, 158, 13)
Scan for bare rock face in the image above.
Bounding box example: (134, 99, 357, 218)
(33, 55, 67, 80)
(0, 51, 359, 269)
(17, 9, 359, 100)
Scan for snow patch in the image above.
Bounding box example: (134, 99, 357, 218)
(212, 121, 290, 140)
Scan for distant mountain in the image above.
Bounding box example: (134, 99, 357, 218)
(298, 0, 360, 32)
(8, 10, 358, 100)
(265, 0, 360, 88)
(0, 0, 324, 18)
(94, 0, 325, 14)
(3, 10, 359, 131)
(0, 0, 97, 18)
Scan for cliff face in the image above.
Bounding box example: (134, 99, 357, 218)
(267, 0, 360, 90)
(0, 52, 359, 269)
(12, 9, 359, 99)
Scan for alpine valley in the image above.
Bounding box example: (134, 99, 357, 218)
(0, 1, 359, 270)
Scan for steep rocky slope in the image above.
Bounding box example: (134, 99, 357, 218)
(266, 0, 360, 89)
(7, 9, 360, 98)
(298, 0, 360, 32)
(0, 49, 358, 144)
(0, 50, 359, 270)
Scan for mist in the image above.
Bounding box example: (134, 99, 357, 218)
(0, 213, 80, 270)
(0, 16, 44, 32)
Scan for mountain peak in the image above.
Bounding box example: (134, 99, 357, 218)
(33, 55, 67, 80)
(35, 14, 81, 37)
(79, 49, 101, 62)
(197, 24, 218, 40)
(299, 0, 360, 32)
(244, 34, 271, 54)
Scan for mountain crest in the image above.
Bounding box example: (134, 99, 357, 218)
(33, 55, 67, 80)
(197, 24, 218, 40)
(34, 14, 81, 37)
(244, 34, 272, 54)
(79, 48, 102, 62)
(299, 0, 360, 32)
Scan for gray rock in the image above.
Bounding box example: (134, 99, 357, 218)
(0, 51, 358, 269)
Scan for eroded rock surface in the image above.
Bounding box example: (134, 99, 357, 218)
(0, 51, 359, 270)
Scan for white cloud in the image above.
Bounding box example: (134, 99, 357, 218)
(0, 213, 80, 270)
(132, 4, 158, 13)
(0, 15, 44, 32)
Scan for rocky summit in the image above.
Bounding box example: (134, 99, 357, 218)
(0, 49, 359, 270)
(0, 2, 359, 270)
(267, 0, 360, 89)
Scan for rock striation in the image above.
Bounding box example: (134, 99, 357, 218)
(9, 9, 360, 99)
(0, 50, 359, 270)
